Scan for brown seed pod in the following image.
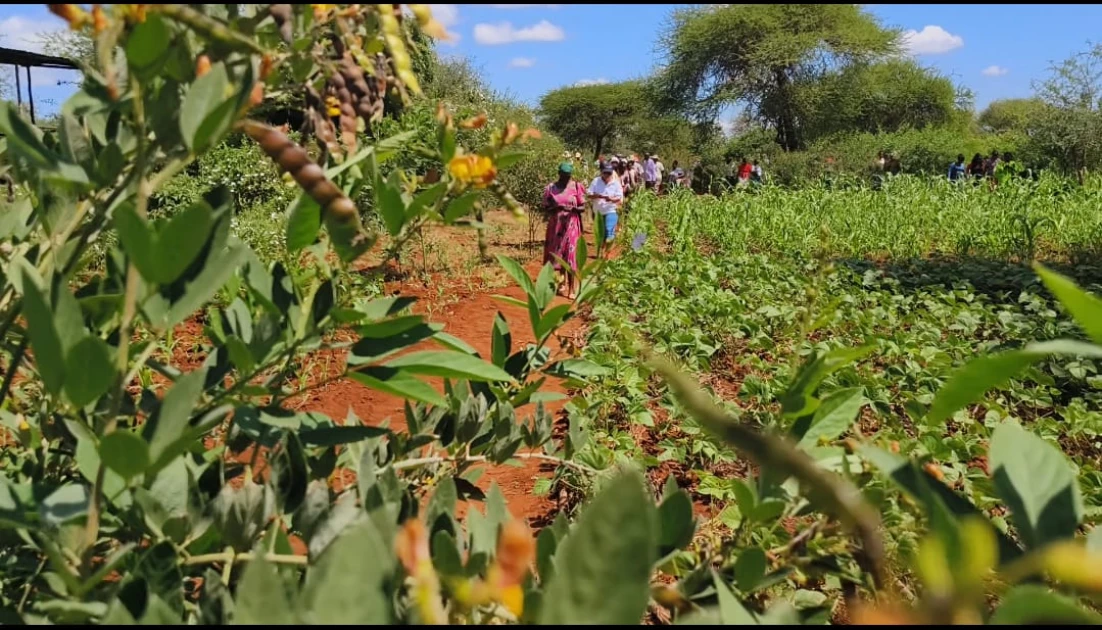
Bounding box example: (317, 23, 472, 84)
(240, 120, 356, 225)
(268, 4, 293, 43)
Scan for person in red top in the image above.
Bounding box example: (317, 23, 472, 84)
(737, 157, 753, 187)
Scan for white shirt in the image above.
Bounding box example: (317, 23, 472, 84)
(655, 161, 665, 181)
(588, 176, 623, 215)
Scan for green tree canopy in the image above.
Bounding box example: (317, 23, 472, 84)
(538, 81, 647, 159)
(978, 98, 1049, 134)
(655, 4, 898, 151)
(798, 58, 964, 142)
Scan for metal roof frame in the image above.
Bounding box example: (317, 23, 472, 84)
(0, 46, 80, 126)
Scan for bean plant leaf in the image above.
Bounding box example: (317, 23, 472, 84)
(148, 368, 207, 465)
(349, 367, 447, 407)
(657, 490, 695, 559)
(539, 470, 656, 625)
(734, 547, 767, 592)
(989, 419, 1083, 549)
(714, 570, 759, 624)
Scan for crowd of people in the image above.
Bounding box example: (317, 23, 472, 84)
(946, 150, 1024, 185)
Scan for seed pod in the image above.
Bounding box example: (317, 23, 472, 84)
(241, 120, 357, 226)
(259, 53, 274, 80)
(268, 4, 293, 43)
(248, 82, 265, 108)
(195, 54, 211, 78)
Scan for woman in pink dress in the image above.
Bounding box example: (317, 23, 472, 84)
(542, 162, 587, 299)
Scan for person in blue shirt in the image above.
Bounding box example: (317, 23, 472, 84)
(948, 154, 966, 182)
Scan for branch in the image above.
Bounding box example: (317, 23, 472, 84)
(383, 451, 599, 476)
(184, 550, 309, 567)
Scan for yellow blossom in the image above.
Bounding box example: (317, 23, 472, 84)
(325, 95, 341, 118)
(92, 5, 107, 33)
(195, 55, 211, 78)
(17, 415, 29, 432)
(459, 114, 487, 130)
(312, 4, 336, 22)
(448, 153, 496, 189)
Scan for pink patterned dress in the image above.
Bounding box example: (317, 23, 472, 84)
(542, 180, 587, 274)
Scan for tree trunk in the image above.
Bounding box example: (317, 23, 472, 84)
(772, 68, 802, 151)
(593, 135, 606, 161)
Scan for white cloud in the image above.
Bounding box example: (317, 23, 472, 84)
(473, 20, 564, 45)
(0, 16, 81, 86)
(982, 65, 1008, 77)
(901, 25, 963, 55)
(509, 57, 536, 69)
(427, 4, 459, 27)
(574, 78, 609, 87)
(491, 4, 561, 8)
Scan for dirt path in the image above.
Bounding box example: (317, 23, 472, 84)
(288, 253, 585, 525)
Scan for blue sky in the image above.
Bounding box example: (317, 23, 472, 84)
(2, 4, 1100, 123)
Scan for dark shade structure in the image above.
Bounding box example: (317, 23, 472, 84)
(0, 46, 80, 125)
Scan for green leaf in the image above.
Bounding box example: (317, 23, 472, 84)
(443, 191, 479, 223)
(286, 195, 321, 252)
(734, 547, 767, 592)
(546, 359, 610, 379)
(126, 14, 171, 74)
(795, 388, 865, 449)
(40, 484, 89, 527)
(539, 470, 656, 625)
(384, 351, 514, 382)
(0, 102, 52, 169)
(432, 331, 478, 355)
(64, 336, 115, 408)
(148, 368, 207, 465)
(657, 490, 695, 560)
(989, 419, 1083, 549)
(779, 346, 872, 418)
(491, 312, 511, 368)
(860, 445, 1022, 564)
(99, 431, 150, 480)
(989, 585, 1101, 624)
(180, 62, 234, 151)
(232, 556, 296, 624)
(114, 203, 159, 281)
(714, 571, 759, 624)
(298, 425, 388, 447)
(155, 201, 215, 284)
(536, 303, 572, 342)
(375, 172, 407, 236)
(495, 254, 536, 299)
(301, 520, 392, 624)
(162, 242, 248, 328)
(1035, 263, 1102, 345)
(408, 182, 447, 218)
(349, 367, 446, 407)
(20, 274, 65, 395)
(927, 351, 1043, 424)
(927, 339, 1102, 424)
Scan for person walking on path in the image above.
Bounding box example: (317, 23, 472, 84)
(644, 154, 658, 191)
(948, 154, 967, 182)
(588, 161, 624, 258)
(542, 162, 587, 299)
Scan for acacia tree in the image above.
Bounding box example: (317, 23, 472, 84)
(1029, 42, 1102, 179)
(538, 81, 645, 159)
(655, 4, 897, 151)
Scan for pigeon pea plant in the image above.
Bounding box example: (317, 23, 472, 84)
(0, 4, 671, 625)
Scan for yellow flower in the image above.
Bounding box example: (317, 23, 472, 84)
(92, 5, 107, 33)
(498, 584, 524, 617)
(448, 153, 496, 189)
(312, 4, 336, 22)
(17, 415, 29, 432)
(325, 95, 341, 118)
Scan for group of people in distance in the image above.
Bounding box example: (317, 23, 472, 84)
(947, 150, 1021, 184)
(542, 151, 668, 299)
